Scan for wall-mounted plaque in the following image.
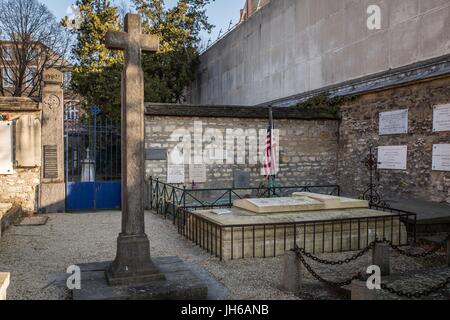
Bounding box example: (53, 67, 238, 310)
(233, 171, 250, 188)
(432, 144, 450, 172)
(433, 104, 450, 132)
(0, 121, 14, 175)
(145, 148, 167, 161)
(379, 109, 409, 135)
(43, 145, 58, 178)
(167, 164, 185, 184)
(189, 164, 207, 183)
(378, 146, 407, 170)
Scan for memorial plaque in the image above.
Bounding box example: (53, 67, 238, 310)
(233, 171, 250, 188)
(0, 122, 14, 174)
(189, 164, 207, 183)
(145, 148, 167, 160)
(433, 104, 450, 132)
(43, 145, 58, 178)
(379, 109, 409, 135)
(167, 164, 185, 184)
(378, 146, 408, 170)
(432, 144, 450, 172)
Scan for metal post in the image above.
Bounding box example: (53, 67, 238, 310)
(372, 242, 390, 276)
(149, 177, 153, 210)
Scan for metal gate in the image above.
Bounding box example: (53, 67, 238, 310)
(64, 106, 121, 211)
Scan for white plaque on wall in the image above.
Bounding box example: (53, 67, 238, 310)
(167, 164, 185, 184)
(379, 109, 409, 135)
(189, 164, 207, 183)
(432, 144, 450, 172)
(378, 146, 408, 170)
(0, 121, 14, 175)
(433, 104, 450, 132)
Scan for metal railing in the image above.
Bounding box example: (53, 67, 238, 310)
(148, 176, 341, 220)
(176, 207, 417, 261)
(147, 177, 417, 261)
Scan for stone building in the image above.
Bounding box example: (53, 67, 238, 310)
(184, 0, 450, 204)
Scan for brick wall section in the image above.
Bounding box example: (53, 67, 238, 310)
(145, 113, 339, 189)
(338, 77, 450, 203)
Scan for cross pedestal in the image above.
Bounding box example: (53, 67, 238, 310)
(64, 13, 209, 300)
(105, 13, 163, 285)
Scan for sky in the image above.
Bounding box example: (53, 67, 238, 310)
(39, 0, 243, 46)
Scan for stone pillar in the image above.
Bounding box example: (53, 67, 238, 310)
(447, 237, 450, 267)
(39, 69, 65, 213)
(372, 242, 390, 276)
(351, 280, 376, 300)
(280, 251, 302, 292)
(0, 272, 10, 300)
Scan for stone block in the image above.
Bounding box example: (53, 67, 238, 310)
(351, 280, 376, 300)
(0, 273, 10, 300)
(372, 242, 391, 276)
(280, 251, 302, 292)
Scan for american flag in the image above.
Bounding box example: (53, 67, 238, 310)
(263, 118, 275, 178)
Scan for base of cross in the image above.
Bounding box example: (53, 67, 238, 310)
(72, 256, 208, 300)
(106, 233, 166, 286)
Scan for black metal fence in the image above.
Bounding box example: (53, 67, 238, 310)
(175, 207, 416, 261)
(148, 177, 341, 219)
(148, 177, 417, 261)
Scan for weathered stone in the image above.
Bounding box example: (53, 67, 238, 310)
(0, 272, 10, 300)
(105, 13, 162, 285)
(280, 251, 302, 292)
(351, 280, 376, 300)
(372, 242, 391, 276)
(39, 68, 65, 213)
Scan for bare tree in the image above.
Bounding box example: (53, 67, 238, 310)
(0, 0, 71, 97)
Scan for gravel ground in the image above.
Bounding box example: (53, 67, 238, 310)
(0, 211, 447, 300)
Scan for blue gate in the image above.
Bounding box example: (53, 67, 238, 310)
(64, 106, 121, 211)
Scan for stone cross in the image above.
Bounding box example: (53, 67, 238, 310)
(105, 13, 163, 285)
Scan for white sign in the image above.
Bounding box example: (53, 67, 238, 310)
(167, 164, 185, 184)
(378, 146, 408, 170)
(0, 122, 14, 175)
(189, 164, 207, 183)
(432, 144, 450, 172)
(379, 109, 409, 135)
(433, 104, 450, 132)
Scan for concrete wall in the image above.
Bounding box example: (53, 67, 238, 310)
(145, 114, 339, 189)
(338, 76, 450, 203)
(190, 0, 450, 106)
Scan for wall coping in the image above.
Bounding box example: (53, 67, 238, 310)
(0, 97, 41, 111)
(145, 103, 339, 120)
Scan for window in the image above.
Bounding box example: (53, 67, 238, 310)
(25, 67, 37, 85)
(2, 47, 13, 61)
(65, 105, 79, 121)
(63, 72, 72, 89)
(2, 68, 14, 88)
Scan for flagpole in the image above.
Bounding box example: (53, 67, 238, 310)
(268, 105, 275, 196)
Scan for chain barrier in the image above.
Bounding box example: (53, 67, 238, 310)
(294, 241, 378, 266)
(293, 247, 364, 287)
(386, 234, 449, 258)
(380, 277, 450, 299)
(292, 234, 450, 297)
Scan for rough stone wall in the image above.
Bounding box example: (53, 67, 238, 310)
(145, 116, 339, 189)
(0, 99, 41, 212)
(190, 0, 450, 106)
(0, 168, 40, 212)
(338, 77, 450, 203)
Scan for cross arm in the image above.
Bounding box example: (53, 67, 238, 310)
(140, 34, 160, 53)
(105, 31, 128, 50)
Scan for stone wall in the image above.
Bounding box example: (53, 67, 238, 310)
(189, 0, 450, 106)
(338, 76, 450, 203)
(145, 105, 339, 189)
(0, 98, 41, 212)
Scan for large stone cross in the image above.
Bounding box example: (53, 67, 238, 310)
(105, 13, 163, 285)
